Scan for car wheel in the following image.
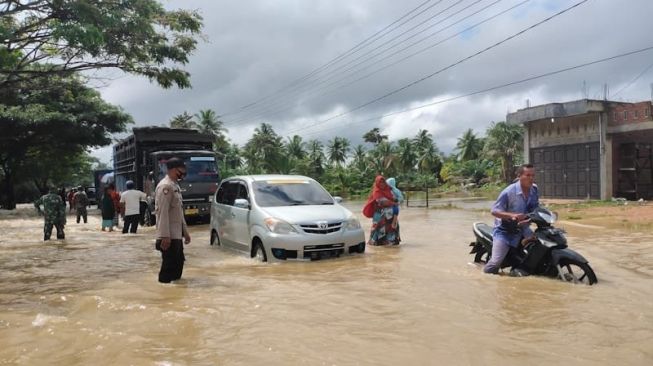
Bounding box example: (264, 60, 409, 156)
(252, 240, 267, 262)
(210, 230, 221, 246)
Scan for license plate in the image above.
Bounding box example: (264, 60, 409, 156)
(184, 208, 199, 216)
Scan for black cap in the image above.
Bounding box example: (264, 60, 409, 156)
(166, 157, 186, 170)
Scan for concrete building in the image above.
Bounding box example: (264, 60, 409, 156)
(507, 99, 653, 200)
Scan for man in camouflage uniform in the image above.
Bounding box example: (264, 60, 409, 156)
(34, 187, 66, 241)
(72, 186, 89, 224)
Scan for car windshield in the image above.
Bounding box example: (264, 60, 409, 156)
(157, 156, 219, 183)
(252, 180, 334, 207)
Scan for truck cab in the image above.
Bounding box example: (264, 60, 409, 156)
(145, 151, 220, 221)
(113, 127, 221, 225)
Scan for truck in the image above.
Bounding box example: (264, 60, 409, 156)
(113, 127, 220, 225)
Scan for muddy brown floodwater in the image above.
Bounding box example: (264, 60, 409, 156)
(0, 203, 652, 365)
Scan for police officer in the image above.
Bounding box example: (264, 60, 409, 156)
(72, 186, 89, 223)
(154, 157, 191, 283)
(34, 186, 66, 241)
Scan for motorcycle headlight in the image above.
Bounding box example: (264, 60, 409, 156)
(345, 217, 361, 230)
(264, 217, 298, 234)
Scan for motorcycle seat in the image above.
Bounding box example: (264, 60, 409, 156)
(473, 222, 493, 241)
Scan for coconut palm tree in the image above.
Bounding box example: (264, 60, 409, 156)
(327, 136, 351, 167)
(350, 144, 368, 172)
(363, 127, 388, 145)
(243, 123, 284, 173)
(396, 138, 417, 173)
(455, 128, 484, 161)
(169, 111, 196, 129)
(285, 135, 306, 161)
(484, 121, 524, 183)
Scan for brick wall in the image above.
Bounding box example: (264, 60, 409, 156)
(609, 101, 652, 126)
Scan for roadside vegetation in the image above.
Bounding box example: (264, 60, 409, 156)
(171, 111, 524, 200)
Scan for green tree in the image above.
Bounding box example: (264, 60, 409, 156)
(303, 139, 326, 178)
(455, 128, 484, 161)
(285, 135, 306, 161)
(363, 127, 388, 145)
(484, 121, 524, 183)
(195, 109, 229, 151)
(0, 1, 203, 88)
(169, 111, 196, 129)
(243, 123, 284, 173)
(350, 144, 368, 172)
(327, 136, 351, 167)
(396, 138, 417, 173)
(0, 74, 131, 208)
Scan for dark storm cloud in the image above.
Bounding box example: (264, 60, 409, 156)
(94, 0, 653, 162)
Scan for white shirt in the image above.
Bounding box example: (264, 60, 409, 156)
(120, 189, 147, 216)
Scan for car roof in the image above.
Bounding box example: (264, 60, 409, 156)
(223, 174, 314, 183)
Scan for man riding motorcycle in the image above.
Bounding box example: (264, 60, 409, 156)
(484, 164, 539, 274)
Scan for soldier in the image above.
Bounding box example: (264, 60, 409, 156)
(154, 157, 191, 283)
(34, 186, 66, 241)
(73, 186, 89, 223)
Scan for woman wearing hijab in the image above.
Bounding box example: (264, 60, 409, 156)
(386, 177, 403, 231)
(363, 175, 400, 245)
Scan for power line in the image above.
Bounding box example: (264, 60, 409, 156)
(224, 0, 469, 124)
(611, 60, 653, 98)
(295, 45, 653, 138)
(229, 0, 524, 126)
(283, 0, 590, 135)
(218, 0, 441, 118)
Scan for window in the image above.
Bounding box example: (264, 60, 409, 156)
(624, 111, 628, 120)
(215, 185, 225, 203)
(613, 111, 617, 120)
(645, 108, 650, 117)
(236, 183, 249, 201)
(218, 181, 239, 206)
(635, 110, 639, 118)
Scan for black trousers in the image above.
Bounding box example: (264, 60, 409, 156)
(156, 239, 185, 283)
(44, 222, 65, 240)
(122, 214, 140, 233)
(76, 207, 87, 223)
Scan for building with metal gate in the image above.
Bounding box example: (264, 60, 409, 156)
(507, 99, 653, 200)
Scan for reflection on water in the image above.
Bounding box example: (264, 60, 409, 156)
(0, 206, 652, 365)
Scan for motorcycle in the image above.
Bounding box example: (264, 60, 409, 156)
(470, 207, 598, 285)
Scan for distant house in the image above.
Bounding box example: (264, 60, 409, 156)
(507, 99, 653, 200)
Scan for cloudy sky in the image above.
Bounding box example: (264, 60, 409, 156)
(93, 0, 653, 164)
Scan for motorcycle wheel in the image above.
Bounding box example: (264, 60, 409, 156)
(557, 259, 598, 285)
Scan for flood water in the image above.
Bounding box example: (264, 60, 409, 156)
(1, 204, 651, 365)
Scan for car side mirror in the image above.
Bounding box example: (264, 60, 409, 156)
(333, 196, 343, 203)
(233, 198, 250, 209)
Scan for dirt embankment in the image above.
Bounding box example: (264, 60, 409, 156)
(543, 199, 653, 230)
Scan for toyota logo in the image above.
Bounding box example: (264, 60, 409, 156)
(317, 221, 328, 229)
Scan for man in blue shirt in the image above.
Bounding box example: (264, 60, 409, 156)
(484, 164, 539, 274)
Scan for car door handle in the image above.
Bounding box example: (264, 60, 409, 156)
(231, 212, 236, 217)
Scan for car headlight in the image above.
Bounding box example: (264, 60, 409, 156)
(264, 217, 298, 234)
(345, 217, 361, 230)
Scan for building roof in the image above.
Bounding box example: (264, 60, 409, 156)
(507, 99, 631, 124)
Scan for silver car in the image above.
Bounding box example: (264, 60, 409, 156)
(210, 175, 366, 261)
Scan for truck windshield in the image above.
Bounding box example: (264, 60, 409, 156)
(252, 180, 334, 207)
(158, 156, 219, 183)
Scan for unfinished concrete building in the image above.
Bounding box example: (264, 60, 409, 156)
(507, 99, 653, 200)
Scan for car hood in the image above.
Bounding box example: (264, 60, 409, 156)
(260, 204, 353, 224)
